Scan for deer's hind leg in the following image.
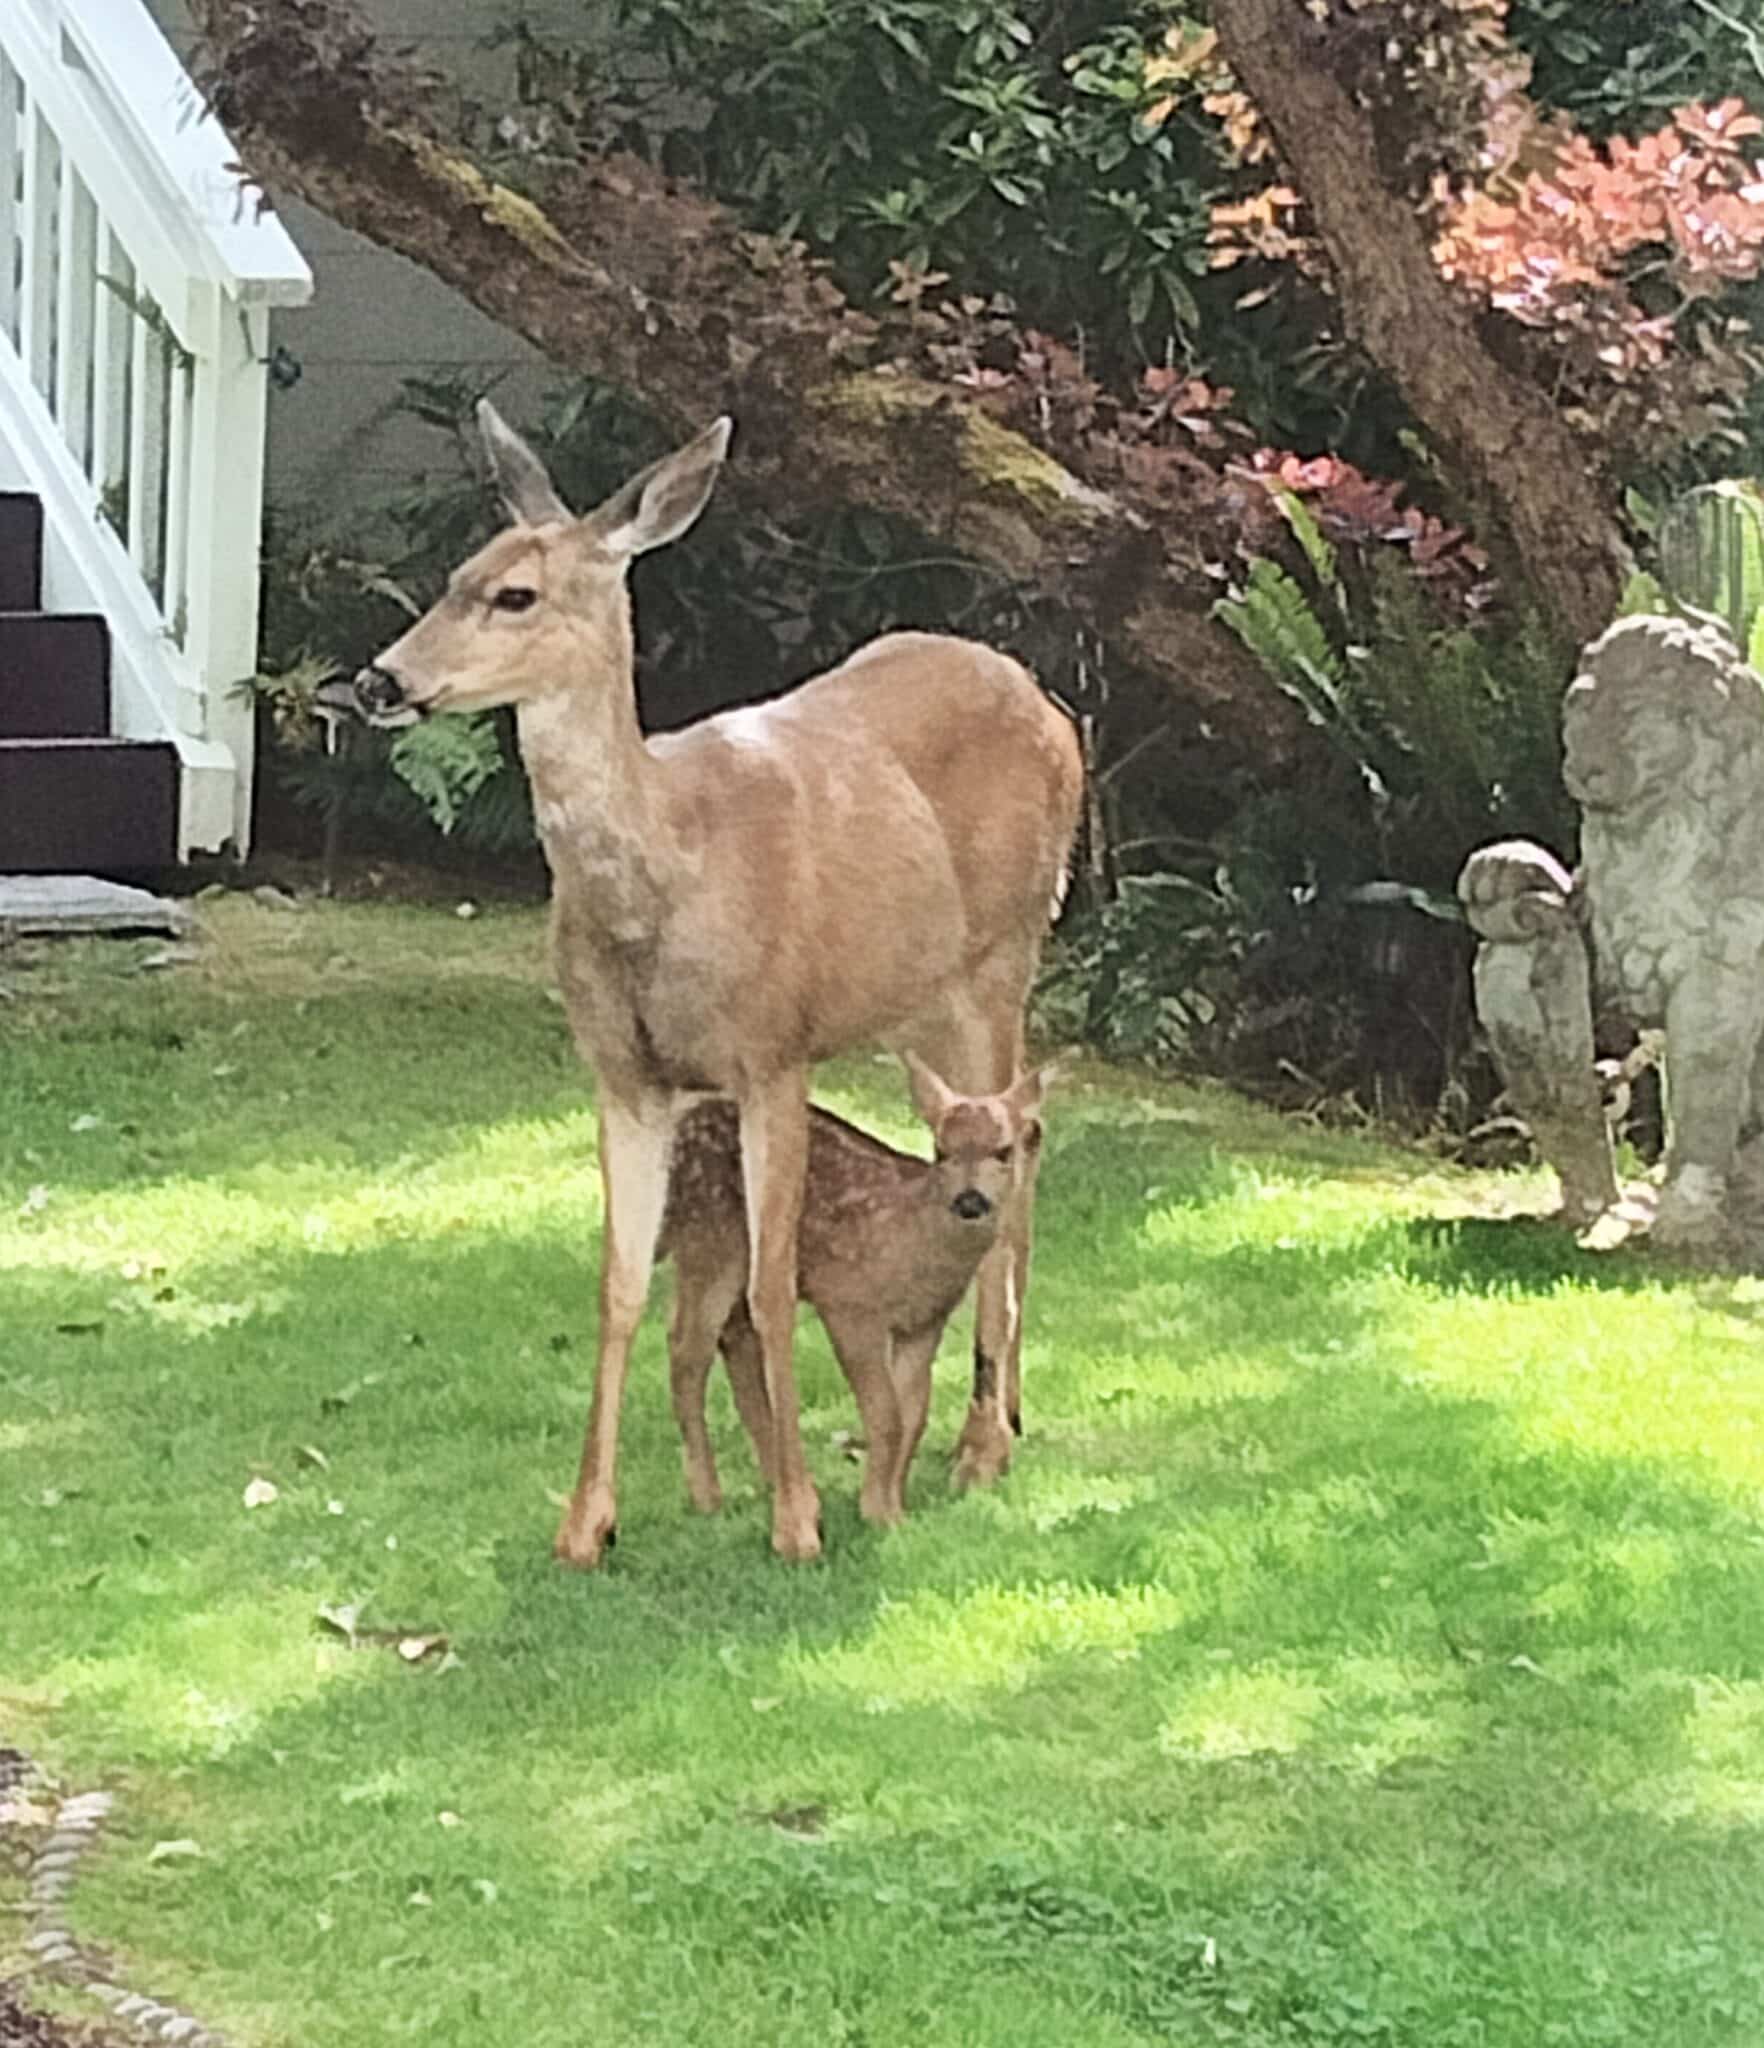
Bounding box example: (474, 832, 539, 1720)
(668, 1253, 748, 1514)
(717, 1301, 778, 1488)
(738, 1071, 823, 1561)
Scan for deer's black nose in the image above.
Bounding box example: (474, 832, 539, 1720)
(353, 664, 408, 717)
(951, 1189, 992, 1222)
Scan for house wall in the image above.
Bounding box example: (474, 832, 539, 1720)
(146, 0, 592, 517)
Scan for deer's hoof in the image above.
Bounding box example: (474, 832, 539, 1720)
(553, 1490, 618, 1570)
(952, 1413, 1014, 1491)
(771, 1493, 824, 1563)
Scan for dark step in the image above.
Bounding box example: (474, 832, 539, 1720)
(0, 494, 43, 613)
(0, 614, 110, 737)
(0, 738, 177, 873)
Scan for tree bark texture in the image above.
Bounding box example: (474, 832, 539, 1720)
(1213, 0, 1628, 648)
(189, 0, 1291, 753)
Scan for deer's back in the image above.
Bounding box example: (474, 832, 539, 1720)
(661, 1100, 978, 1334)
(636, 633, 1082, 1073)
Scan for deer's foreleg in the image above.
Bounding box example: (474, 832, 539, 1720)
(554, 1091, 674, 1569)
(739, 1073, 822, 1562)
(889, 1323, 942, 1512)
(822, 1311, 906, 1527)
(668, 1256, 746, 1514)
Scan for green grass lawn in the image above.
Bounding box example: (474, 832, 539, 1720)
(6, 896, 1764, 2047)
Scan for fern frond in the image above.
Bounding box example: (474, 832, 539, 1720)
(1271, 487, 1346, 619)
(388, 716, 508, 835)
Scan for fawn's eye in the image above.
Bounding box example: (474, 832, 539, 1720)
(993, 1146, 1014, 1164)
(492, 587, 537, 614)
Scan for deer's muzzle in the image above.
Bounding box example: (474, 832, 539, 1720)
(349, 664, 424, 728)
(951, 1189, 993, 1223)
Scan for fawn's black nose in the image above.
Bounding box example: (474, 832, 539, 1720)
(951, 1189, 992, 1222)
(353, 664, 408, 718)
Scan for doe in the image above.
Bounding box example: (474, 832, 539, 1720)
(342, 405, 1081, 1566)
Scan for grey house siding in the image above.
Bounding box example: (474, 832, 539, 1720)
(146, 0, 589, 511)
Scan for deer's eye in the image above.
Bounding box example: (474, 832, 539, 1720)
(993, 1146, 1014, 1165)
(492, 587, 537, 614)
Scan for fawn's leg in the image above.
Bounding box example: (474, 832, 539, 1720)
(554, 1090, 674, 1569)
(823, 1310, 906, 1526)
(717, 1301, 777, 1486)
(667, 1257, 746, 1514)
(890, 1323, 944, 1510)
(738, 1072, 822, 1561)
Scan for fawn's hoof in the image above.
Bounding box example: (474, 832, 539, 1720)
(553, 1489, 618, 1570)
(684, 1470, 724, 1516)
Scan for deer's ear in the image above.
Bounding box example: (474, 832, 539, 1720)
(591, 417, 733, 559)
(477, 400, 573, 527)
(1004, 1063, 1058, 1123)
(902, 1053, 960, 1130)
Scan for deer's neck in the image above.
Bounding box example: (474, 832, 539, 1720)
(514, 614, 683, 925)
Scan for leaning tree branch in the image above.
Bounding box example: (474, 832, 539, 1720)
(1213, 0, 1628, 648)
(189, 0, 1291, 751)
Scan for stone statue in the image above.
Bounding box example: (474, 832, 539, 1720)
(1461, 611, 1764, 1252)
(1457, 839, 1617, 1226)
(1567, 612, 1764, 1245)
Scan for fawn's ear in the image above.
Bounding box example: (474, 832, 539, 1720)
(1004, 1062, 1059, 1125)
(902, 1053, 961, 1130)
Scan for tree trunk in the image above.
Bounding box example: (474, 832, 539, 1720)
(188, 0, 1291, 754)
(1213, 0, 1627, 649)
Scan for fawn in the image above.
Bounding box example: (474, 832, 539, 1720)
(659, 1057, 1053, 1527)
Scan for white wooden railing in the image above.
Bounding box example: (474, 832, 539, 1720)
(0, 0, 311, 857)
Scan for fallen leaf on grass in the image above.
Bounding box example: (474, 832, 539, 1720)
(148, 1839, 202, 1863)
(296, 1444, 330, 1472)
(314, 1602, 361, 1644)
(314, 1607, 450, 1666)
(242, 1478, 279, 1509)
(68, 1114, 102, 1133)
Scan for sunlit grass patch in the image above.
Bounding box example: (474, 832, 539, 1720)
(7, 897, 1764, 2048)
